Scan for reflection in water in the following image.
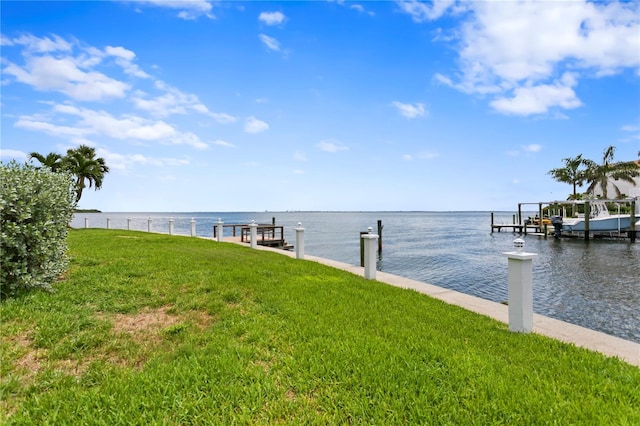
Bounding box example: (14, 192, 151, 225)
(71, 211, 639, 342)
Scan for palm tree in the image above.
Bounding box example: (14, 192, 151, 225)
(28, 152, 64, 172)
(64, 145, 110, 203)
(548, 154, 594, 200)
(584, 145, 639, 199)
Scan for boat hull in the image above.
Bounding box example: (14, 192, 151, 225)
(562, 215, 632, 232)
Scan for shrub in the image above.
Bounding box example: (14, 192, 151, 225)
(0, 161, 75, 298)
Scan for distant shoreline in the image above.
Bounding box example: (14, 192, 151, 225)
(74, 208, 102, 213)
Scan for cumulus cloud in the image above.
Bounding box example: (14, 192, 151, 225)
(244, 116, 269, 134)
(0, 34, 157, 101)
(259, 11, 285, 26)
(402, 0, 640, 116)
(16, 104, 208, 150)
(0, 149, 28, 161)
(489, 74, 583, 116)
(3, 55, 130, 101)
(317, 139, 348, 153)
(259, 34, 280, 51)
(391, 101, 427, 118)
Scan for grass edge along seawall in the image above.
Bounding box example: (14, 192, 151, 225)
(1, 229, 638, 424)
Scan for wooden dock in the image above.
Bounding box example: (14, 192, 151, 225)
(492, 198, 638, 242)
(214, 223, 292, 250)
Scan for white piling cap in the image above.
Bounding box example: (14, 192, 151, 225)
(514, 237, 525, 252)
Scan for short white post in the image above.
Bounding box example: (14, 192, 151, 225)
(361, 226, 379, 280)
(216, 218, 224, 242)
(295, 222, 305, 259)
(249, 220, 258, 249)
(127, 217, 131, 231)
(106, 217, 111, 229)
(147, 216, 152, 233)
(169, 217, 174, 235)
(84, 217, 88, 228)
(502, 238, 537, 333)
(190, 218, 196, 237)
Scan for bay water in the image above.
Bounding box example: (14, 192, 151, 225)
(71, 211, 640, 343)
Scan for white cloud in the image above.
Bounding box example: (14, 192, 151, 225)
(210, 112, 238, 124)
(244, 116, 269, 134)
(418, 1, 640, 116)
(172, 132, 208, 150)
(105, 46, 135, 61)
(621, 125, 640, 132)
(292, 169, 304, 175)
(213, 139, 234, 148)
(259, 11, 285, 26)
(0, 149, 28, 161)
(16, 104, 208, 150)
(396, 0, 457, 22)
(294, 150, 307, 161)
(402, 154, 413, 161)
(522, 144, 542, 153)
(15, 116, 90, 141)
(259, 34, 280, 51)
(317, 139, 348, 153)
(391, 101, 427, 118)
(10, 34, 72, 53)
(3, 55, 130, 101)
(350, 4, 374, 16)
(132, 81, 236, 122)
(490, 74, 583, 116)
(98, 148, 190, 171)
(106, 45, 150, 78)
(134, 0, 215, 20)
(0, 34, 154, 101)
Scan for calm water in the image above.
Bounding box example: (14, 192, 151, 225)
(71, 211, 640, 343)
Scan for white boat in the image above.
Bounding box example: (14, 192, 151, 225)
(561, 201, 632, 232)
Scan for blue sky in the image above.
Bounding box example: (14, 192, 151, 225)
(1, 0, 639, 212)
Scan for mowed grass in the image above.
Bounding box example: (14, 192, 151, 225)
(1, 229, 638, 424)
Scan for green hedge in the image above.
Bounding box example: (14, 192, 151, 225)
(0, 161, 75, 298)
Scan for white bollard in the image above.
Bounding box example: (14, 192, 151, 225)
(361, 226, 379, 280)
(502, 238, 537, 333)
(84, 217, 88, 228)
(106, 217, 111, 229)
(216, 218, 224, 242)
(295, 222, 305, 259)
(249, 220, 258, 249)
(169, 217, 174, 235)
(127, 217, 131, 231)
(147, 216, 152, 233)
(190, 218, 196, 237)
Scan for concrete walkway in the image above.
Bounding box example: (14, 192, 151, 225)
(238, 242, 640, 368)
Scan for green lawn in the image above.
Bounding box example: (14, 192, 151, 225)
(1, 229, 638, 424)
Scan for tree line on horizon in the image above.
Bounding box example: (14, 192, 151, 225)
(548, 145, 640, 200)
(28, 145, 109, 205)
